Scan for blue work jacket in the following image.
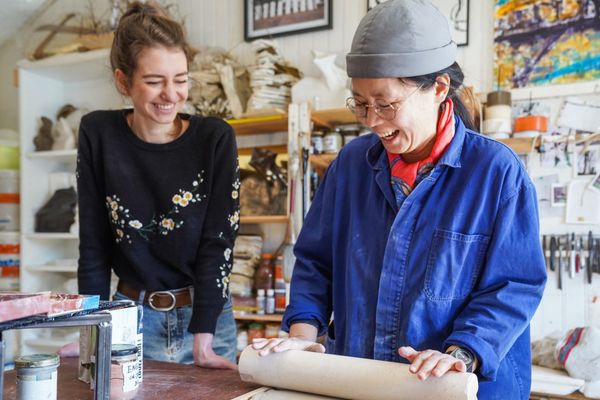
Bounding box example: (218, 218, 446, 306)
(282, 116, 547, 399)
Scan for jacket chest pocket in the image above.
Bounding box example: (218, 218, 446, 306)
(424, 228, 490, 301)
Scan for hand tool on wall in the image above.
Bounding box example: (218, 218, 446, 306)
(549, 235, 557, 272)
(558, 237, 564, 290)
(570, 233, 576, 277)
(542, 235, 547, 269)
(589, 232, 595, 285)
(578, 236, 585, 274)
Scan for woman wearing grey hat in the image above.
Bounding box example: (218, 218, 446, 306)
(254, 1, 546, 398)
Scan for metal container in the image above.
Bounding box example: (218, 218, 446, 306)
(15, 353, 60, 400)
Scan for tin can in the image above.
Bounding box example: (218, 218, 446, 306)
(15, 353, 60, 400)
(110, 344, 139, 400)
(311, 131, 324, 154)
(323, 129, 343, 154)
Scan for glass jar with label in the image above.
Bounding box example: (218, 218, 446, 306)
(15, 353, 60, 400)
(110, 344, 139, 400)
(339, 125, 360, 146)
(323, 129, 343, 154)
(311, 130, 324, 154)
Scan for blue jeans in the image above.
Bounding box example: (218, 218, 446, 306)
(113, 291, 237, 364)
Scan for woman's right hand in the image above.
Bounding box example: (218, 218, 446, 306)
(252, 337, 325, 356)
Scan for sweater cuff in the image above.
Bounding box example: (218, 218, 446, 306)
(187, 303, 223, 334)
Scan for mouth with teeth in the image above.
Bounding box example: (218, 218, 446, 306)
(154, 103, 176, 113)
(377, 130, 399, 142)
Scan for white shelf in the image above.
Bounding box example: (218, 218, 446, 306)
(26, 149, 77, 162)
(18, 48, 111, 81)
(25, 233, 78, 240)
(26, 264, 77, 273)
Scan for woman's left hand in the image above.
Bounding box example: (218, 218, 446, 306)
(398, 346, 466, 380)
(193, 333, 238, 370)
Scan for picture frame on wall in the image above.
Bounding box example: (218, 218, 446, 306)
(244, 0, 333, 41)
(366, 0, 469, 46)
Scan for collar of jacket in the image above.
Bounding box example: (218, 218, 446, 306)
(365, 114, 466, 171)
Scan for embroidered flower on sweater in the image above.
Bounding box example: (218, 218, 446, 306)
(105, 172, 207, 242)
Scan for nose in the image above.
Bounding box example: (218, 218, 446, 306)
(364, 106, 382, 128)
(161, 82, 178, 101)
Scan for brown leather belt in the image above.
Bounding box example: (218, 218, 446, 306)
(117, 281, 193, 311)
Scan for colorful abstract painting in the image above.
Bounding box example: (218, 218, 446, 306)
(494, 0, 600, 89)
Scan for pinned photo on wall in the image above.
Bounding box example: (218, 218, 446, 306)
(533, 174, 563, 217)
(551, 183, 567, 208)
(566, 180, 600, 224)
(588, 171, 600, 193)
(576, 147, 600, 176)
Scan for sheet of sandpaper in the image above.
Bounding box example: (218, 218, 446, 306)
(238, 347, 478, 400)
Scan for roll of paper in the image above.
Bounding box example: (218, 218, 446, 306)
(238, 347, 478, 400)
(484, 105, 511, 120)
(482, 118, 512, 135)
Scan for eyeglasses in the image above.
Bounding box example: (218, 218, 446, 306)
(346, 85, 423, 121)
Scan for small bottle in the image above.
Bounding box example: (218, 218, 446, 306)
(266, 289, 275, 314)
(15, 353, 60, 400)
(254, 253, 274, 291)
(256, 289, 266, 315)
(274, 255, 287, 313)
(311, 130, 324, 154)
(323, 128, 343, 154)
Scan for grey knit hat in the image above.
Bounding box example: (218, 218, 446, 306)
(346, 0, 457, 78)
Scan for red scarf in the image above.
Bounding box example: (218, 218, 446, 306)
(387, 99, 455, 196)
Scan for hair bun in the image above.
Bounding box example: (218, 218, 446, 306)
(122, 1, 164, 19)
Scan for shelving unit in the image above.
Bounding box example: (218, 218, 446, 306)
(233, 313, 283, 323)
(18, 49, 121, 355)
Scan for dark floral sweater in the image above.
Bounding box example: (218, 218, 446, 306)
(77, 110, 240, 334)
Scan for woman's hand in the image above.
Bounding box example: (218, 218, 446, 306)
(57, 341, 80, 358)
(193, 333, 238, 370)
(252, 337, 325, 356)
(398, 346, 467, 380)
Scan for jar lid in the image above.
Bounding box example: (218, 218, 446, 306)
(111, 344, 138, 357)
(15, 353, 60, 368)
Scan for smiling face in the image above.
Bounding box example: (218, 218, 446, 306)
(350, 77, 448, 157)
(116, 46, 188, 132)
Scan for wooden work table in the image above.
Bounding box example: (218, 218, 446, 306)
(3, 357, 260, 399)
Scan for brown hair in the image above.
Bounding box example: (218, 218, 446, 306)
(110, 1, 192, 85)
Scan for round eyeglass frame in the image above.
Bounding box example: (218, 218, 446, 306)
(346, 84, 424, 121)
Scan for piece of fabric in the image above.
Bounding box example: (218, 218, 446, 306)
(346, 0, 457, 78)
(77, 110, 240, 334)
(387, 98, 455, 206)
(283, 115, 547, 399)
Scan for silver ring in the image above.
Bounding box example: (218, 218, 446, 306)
(148, 291, 176, 312)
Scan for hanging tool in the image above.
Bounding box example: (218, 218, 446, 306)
(558, 237, 564, 290)
(579, 236, 585, 273)
(549, 235, 557, 272)
(542, 235, 548, 269)
(588, 231, 594, 285)
(570, 233, 576, 278)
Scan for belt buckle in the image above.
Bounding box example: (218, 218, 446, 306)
(148, 291, 176, 311)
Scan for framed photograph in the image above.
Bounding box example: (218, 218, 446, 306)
(244, 0, 333, 41)
(551, 183, 567, 208)
(366, 0, 469, 46)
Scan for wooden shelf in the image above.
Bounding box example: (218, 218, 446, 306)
(227, 114, 288, 136)
(240, 215, 289, 224)
(238, 144, 287, 156)
(498, 137, 538, 154)
(310, 153, 337, 175)
(311, 108, 357, 129)
(234, 313, 283, 322)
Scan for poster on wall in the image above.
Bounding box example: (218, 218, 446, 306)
(494, 0, 600, 89)
(245, 0, 332, 41)
(367, 0, 469, 46)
